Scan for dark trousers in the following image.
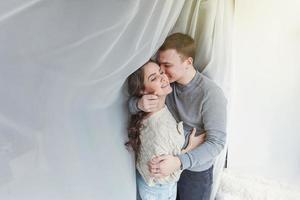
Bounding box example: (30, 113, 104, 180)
(176, 166, 213, 200)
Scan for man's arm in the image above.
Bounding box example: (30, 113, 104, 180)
(149, 129, 206, 177)
(128, 95, 160, 114)
(178, 87, 227, 170)
(128, 97, 141, 114)
(150, 87, 227, 177)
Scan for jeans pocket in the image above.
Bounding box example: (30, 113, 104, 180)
(185, 167, 213, 183)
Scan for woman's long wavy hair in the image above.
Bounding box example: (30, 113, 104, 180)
(125, 62, 150, 160)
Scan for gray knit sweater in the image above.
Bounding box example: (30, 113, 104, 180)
(129, 71, 227, 172)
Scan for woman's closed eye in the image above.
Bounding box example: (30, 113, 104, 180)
(150, 77, 157, 82)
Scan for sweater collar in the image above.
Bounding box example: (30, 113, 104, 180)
(175, 71, 201, 91)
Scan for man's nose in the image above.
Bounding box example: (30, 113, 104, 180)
(159, 65, 166, 72)
(160, 74, 167, 82)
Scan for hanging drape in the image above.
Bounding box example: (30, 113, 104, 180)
(0, 1, 184, 199)
(0, 0, 233, 199)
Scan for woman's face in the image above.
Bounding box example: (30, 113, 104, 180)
(143, 62, 172, 96)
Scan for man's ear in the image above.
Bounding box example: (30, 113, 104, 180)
(186, 57, 193, 65)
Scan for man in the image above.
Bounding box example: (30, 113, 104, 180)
(129, 33, 227, 200)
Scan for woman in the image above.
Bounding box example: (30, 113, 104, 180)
(126, 61, 205, 200)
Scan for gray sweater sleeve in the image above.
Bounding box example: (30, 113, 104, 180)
(178, 87, 227, 170)
(128, 96, 141, 114)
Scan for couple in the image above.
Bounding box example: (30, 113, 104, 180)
(126, 33, 227, 200)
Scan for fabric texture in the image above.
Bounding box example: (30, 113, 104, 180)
(177, 166, 214, 200)
(136, 106, 185, 186)
(216, 169, 300, 200)
(167, 72, 227, 172)
(0, 0, 233, 199)
(137, 170, 177, 200)
(0, 1, 184, 199)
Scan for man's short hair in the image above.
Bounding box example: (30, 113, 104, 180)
(159, 33, 196, 61)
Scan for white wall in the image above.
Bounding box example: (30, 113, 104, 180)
(229, 0, 300, 185)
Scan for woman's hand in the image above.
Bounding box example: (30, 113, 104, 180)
(181, 128, 206, 154)
(149, 155, 181, 178)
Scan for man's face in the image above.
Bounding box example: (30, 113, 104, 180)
(157, 49, 186, 83)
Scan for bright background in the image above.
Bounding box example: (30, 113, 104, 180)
(229, 0, 300, 186)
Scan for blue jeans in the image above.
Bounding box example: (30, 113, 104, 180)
(176, 166, 213, 200)
(136, 171, 177, 200)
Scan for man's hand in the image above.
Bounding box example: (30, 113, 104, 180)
(181, 128, 206, 154)
(148, 155, 181, 178)
(137, 94, 159, 112)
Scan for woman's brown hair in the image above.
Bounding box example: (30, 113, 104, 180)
(125, 62, 150, 160)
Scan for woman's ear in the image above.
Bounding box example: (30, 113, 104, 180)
(140, 90, 148, 95)
(140, 90, 157, 96)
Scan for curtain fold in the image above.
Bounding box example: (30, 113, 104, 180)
(0, 0, 233, 199)
(0, 1, 184, 199)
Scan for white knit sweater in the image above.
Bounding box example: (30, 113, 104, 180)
(136, 106, 185, 186)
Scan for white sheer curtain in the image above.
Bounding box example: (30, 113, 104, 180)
(0, 0, 234, 199)
(0, 1, 184, 199)
(172, 0, 234, 199)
